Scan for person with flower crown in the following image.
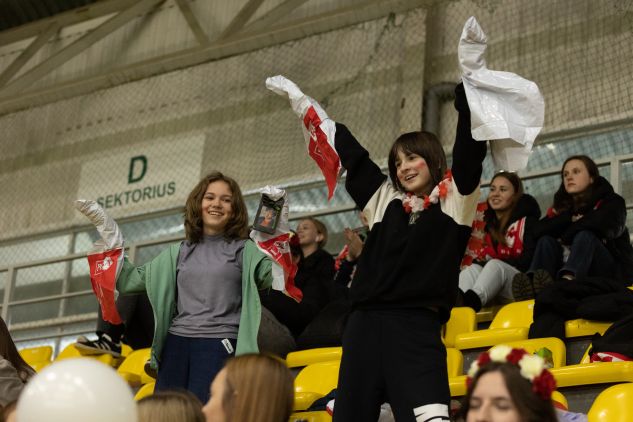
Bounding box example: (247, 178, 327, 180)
(458, 171, 541, 311)
(457, 345, 558, 422)
(327, 82, 487, 422)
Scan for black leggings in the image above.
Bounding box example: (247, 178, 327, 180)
(333, 309, 450, 422)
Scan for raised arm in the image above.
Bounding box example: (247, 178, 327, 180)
(451, 83, 487, 196)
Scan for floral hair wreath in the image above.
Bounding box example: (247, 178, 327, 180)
(466, 345, 557, 400)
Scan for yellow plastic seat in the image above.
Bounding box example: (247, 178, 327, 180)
(289, 411, 331, 422)
(551, 361, 633, 388)
(446, 348, 464, 377)
(444, 307, 476, 348)
(475, 305, 503, 324)
(134, 382, 155, 401)
(551, 390, 568, 410)
(449, 375, 468, 397)
(19, 346, 53, 366)
(497, 338, 566, 368)
(454, 300, 534, 350)
(29, 360, 51, 372)
(56, 343, 118, 367)
(294, 361, 340, 411)
(587, 382, 633, 422)
(117, 348, 152, 386)
(286, 347, 342, 368)
(565, 319, 611, 338)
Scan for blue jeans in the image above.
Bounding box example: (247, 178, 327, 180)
(155, 333, 236, 403)
(530, 231, 615, 279)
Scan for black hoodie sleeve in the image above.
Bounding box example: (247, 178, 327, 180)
(334, 123, 388, 210)
(560, 193, 627, 244)
(533, 211, 573, 240)
(451, 83, 487, 196)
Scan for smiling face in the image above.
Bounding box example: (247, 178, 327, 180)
(563, 159, 593, 195)
(395, 149, 432, 196)
(201, 181, 233, 236)
(296, 219, 322, 248)
(467, 371, 521, 422)
(488, 176, 517, 213)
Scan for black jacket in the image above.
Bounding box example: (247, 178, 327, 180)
(535, 176, 633, 282)
(259, 248, 335, 337)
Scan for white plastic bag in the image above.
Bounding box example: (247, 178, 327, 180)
(458, 16, 545, 171)
(266, 75, 341, 199)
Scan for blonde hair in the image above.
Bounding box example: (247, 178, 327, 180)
(222, 354, 294, 422)
(137, 391, 204, 422)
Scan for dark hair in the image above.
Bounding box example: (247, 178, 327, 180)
(387, 131, 447, 194)
(553, 155, 599, 213)
(301, 218, 329, 249)
(485, 172, 524, 246)
(138, 391, 204, 422)
(0, 317, 34, 382)
(458, 362, 558, 422)
(183, 172, 249, 243)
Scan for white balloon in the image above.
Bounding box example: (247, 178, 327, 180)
(16, 358, 137, 422)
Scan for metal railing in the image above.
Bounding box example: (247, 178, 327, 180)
(2, 153, 632, 349)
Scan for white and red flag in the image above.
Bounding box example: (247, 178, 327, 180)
(266, 75, 341, 200)
(250, 186, 302, 302)
(75, 200, 124, 324)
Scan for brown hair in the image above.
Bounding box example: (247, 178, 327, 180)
(184, 172, 249, 243)
(458, 362, 558, 422)
(301, 217, 329, 249)
(222, 354, 294, 422)
(387, 131, 447, 194)
(137, 391, 204, 422)
(553, 155, 600, 213)
(486, 172, 524, 246)
(0, 317, 34, 382)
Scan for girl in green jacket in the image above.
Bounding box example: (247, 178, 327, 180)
(116, 172, 273, 403)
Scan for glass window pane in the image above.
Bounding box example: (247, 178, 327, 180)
(0, 235, 71, 268)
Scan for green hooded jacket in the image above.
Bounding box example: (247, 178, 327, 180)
(116, 240, 272, 370)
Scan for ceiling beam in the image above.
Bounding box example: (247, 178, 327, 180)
(0, 22, 60, 87)
(0, 0, 143, 48)
(216, 0, 266, 41)
(242, 0, 309, 34)
(1, 0, 165, 97)
(0, 0, 430, 114)
(174, 0, 209, 45)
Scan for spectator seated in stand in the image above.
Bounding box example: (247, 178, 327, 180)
(258, 218, 336, 357)
(202, 354, 294, 422)
(512, 155, 633, 301)
(0, 316, 35, 408)
(75, 291, 154, 358)
(459, 171, 541, 312)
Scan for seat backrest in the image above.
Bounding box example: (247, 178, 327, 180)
(19, 346, 53, 365)
(294, 361, 340, 396)
(587, 382, 633, 422)
(499, 337, 566, 368)
(56, 344, 116, 366)
(446, 348, 463, 377)
(117, 348, 152, 384)
(489, 300, 534, 330)
(444, 307, 476, 348)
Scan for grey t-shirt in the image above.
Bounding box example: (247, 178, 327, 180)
(168, 234, 245, 338)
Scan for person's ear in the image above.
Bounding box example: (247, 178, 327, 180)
(316, 233, 324, 243)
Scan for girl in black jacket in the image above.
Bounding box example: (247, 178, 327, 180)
(513, 155, 633, 300)
(332, 83, 486, 422)
(459, 172, 541, 311)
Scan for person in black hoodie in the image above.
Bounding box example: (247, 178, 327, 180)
(258, 218, 336, 357)
(459, 171, 541, 311)
(332, 83, 486, 422)
(513, 155, 633, 300)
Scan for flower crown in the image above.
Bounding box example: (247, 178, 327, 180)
(466, 345, 557, 400)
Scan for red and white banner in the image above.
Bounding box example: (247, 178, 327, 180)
(75, 200, 125, 324)
(266, 75, 341, 200)
(87, 248, 123, 324)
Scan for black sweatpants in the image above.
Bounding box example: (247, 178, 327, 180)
(333, 309, 450, 422)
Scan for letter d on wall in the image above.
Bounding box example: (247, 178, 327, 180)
(128, 155, 147, 184)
